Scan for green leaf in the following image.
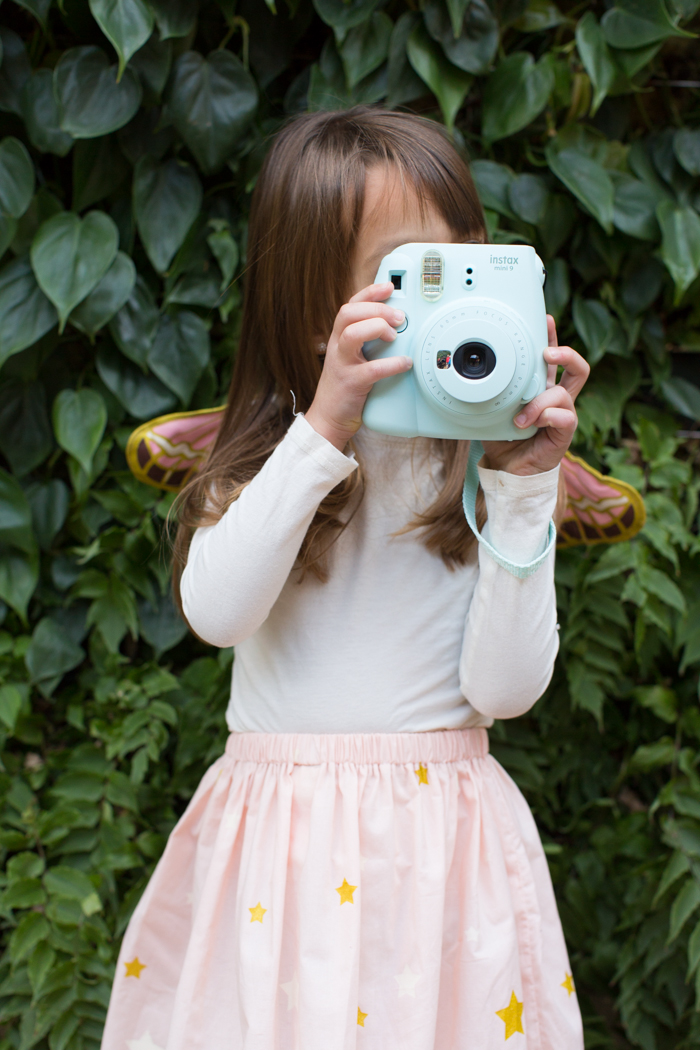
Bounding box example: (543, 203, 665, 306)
(0, 683, 23, 731)
(69, 251, 136, 339)
(129, 31, 173, 99)
(637, 564, 686, 613)
(0, 28, 31, 117)
(88, 0, 155, 79)
(546, 146, 614, 233)
(0, 138, 34, 220)
(52, 388, 108, 474)
(133, 156, 202, 273)
(9, 912, 49, 964)
(628, 736, 676, 772)
(26, 618, 85, 696)
(482, 52, 554, 143)
(30, 210, 119, 331)
(386, 13, 425, 109)
(108, 274, 159, 367)
(602, 0, 692, 48)
(669, 877, 700, 942)
(165, 271, 222, 308)
(10, 187, 63, 255)
(207, 221, 238, 291)
(576, 12, 617, 115)
(0, 551, 38, 621)
(340, 13, 392, 90)
(13, 0, 52, 27)
(470, 160, 515, 217)
(423, 0, 498, 76)
(611, 172, 659, 241)
(572, 296, 626, 365)
(72, 135, 130, 212)
(166, 50, 258, 174)
(0, 257, 57, 368)
(148, 0, 198, 39)
(407, 23, 472, 132)
(96, 341, 177, 418)
(632, 685, 677, 722)
(514, 0, 567, 31)
(28, 943, 55, 998)
(313, 0, 380, 32)
(674, 128, 700, 176)
(656, 200, 700, 303)
(54, 46, 143, 138)
(138, 592, 188, 657)
(147, 311, 210, 405)
(509, 173, 548, 224)
(0, 380, 53, 477)
(661, 377, 700, 421)
(0, 468, 34, 553)
(20, 69, 74, 157)
(26, 479, 70, 550)
(543, 257, 569, 322)
(444, 0, 470, 37)
(44, 865, 96, 903)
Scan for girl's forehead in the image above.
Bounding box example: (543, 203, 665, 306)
(359, 165, 455, 255)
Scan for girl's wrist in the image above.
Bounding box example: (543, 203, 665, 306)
(304, 405, 357, 452)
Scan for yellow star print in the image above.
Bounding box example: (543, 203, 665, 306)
(561, 972, 575, 996)
(249, 902, 267, 923)
(335, 878, 357, 904)
(414, 763, 429, 785)
(357, 1008, 367, 1027)
(496, 991, 524, 1040)
(124, 956, 146, 978)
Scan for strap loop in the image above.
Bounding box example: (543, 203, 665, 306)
(462, 440, 556, 579)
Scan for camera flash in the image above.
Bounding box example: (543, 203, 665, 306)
(421, 250, 444, 301)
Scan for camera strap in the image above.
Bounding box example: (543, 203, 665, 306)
(462, 440, 557, 579)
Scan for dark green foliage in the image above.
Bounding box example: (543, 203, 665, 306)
(0, 0, 698, 1047)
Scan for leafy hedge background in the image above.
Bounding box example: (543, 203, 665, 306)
(0, 0, 698, 1046)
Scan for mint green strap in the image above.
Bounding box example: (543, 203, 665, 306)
(462, 440, 556, 579)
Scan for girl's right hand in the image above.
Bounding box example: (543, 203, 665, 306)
(305, 282, 413, 451)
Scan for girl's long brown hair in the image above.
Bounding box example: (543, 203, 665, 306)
(172, 107, 563, 613)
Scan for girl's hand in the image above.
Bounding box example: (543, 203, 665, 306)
(480, 315, 590, 476)
(305, 282, 412, 451)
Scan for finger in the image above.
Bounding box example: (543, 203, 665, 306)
(545, 315, 558, 388)
(357, 354, 413, 388)
(332, 301, 405, 341)
(336, 317, 399, 360)
(514, 384, 574, 429)
(531, 407, 577, 435)
(543, 345, 590, 402)
(348, 282, 396, 305)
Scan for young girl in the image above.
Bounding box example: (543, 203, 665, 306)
(102, 107, 589, 1050)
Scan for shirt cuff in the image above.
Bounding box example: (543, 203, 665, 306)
(477, 462, 560, 564)
(286, 414, 358, 483)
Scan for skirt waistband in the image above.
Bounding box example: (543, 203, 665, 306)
(224, 728, 489, 765)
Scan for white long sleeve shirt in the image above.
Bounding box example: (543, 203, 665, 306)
(180, 415, 560, 734)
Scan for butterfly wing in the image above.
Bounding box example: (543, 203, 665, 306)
(126, 406, 226, 492)
(558, 452, 646, 548)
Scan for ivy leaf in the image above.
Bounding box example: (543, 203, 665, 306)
(0, 28, 31, 117)
(0, 379, 53, 477)
(0, 468, 35, 553)
(96, 341, 177, 418)
(13, 0, 52, 27)
(108, 275, 159, 367)
(407, 23, 472, 132)
(0, 551, 38, 622)
(0, 138, 34, 220)
(52, 388, 108, 474)
(656, 200, 700, 303)
(69, 251, 136, 339)
(611, 172, 659, 241)
(668, 878, 700, 942)
(386, 13, 426, 109)
(25, 618, 85, 698)
(129, 32, 173, 99)
(673, 128, 700, 176)
(147, 311, 211, 406)
(313, 0, 380, 32)
(573, 296, 627, 365)
(166, 50, 258, 174)
(88, 0, 155, 80)
(0, 257, 57, 369)
(445, 0, 470, 38)
(133, 156, 202, 273)
(54, 46, 143, 139)
(148, 0, 199, 39)
(30, 211, 119, 332)
(602, 0, 692, 48)
(207, 221, 238, 291)
(423, 0, 498, 76)
(637, 564, 686, 613)
(72, 136, 130, 212)
(546, 146, 614, 233)
(575, 12, 617, 115)
(25, 480, 70, 551)
(470, 160, 516, 217)
(340, 13, 392, 91)
(482, 52, 554, 143)
(20, 69, 74, 157)
(138, 592, 188, 657)
(661, 377, 700, 421)
(509, 173, 549, 224)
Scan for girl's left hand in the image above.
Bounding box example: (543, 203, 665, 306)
(480, 315, 590, 476)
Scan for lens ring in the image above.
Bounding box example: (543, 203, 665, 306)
(452, 341, 496, 380)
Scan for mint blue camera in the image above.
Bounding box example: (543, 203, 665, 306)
(362, 243, 549, 441)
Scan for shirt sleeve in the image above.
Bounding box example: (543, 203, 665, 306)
(180, 414, 358, 647)
(458, 462, 560, 720)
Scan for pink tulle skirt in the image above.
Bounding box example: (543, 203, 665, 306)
(101, 729, 583, 1049)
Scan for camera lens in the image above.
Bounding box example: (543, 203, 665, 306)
(452, 341, 496, 380)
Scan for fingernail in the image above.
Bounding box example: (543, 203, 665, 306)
(515, 412, 528, 426)
(392, 309, 405, 324)
(403, 357, 413, 369)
